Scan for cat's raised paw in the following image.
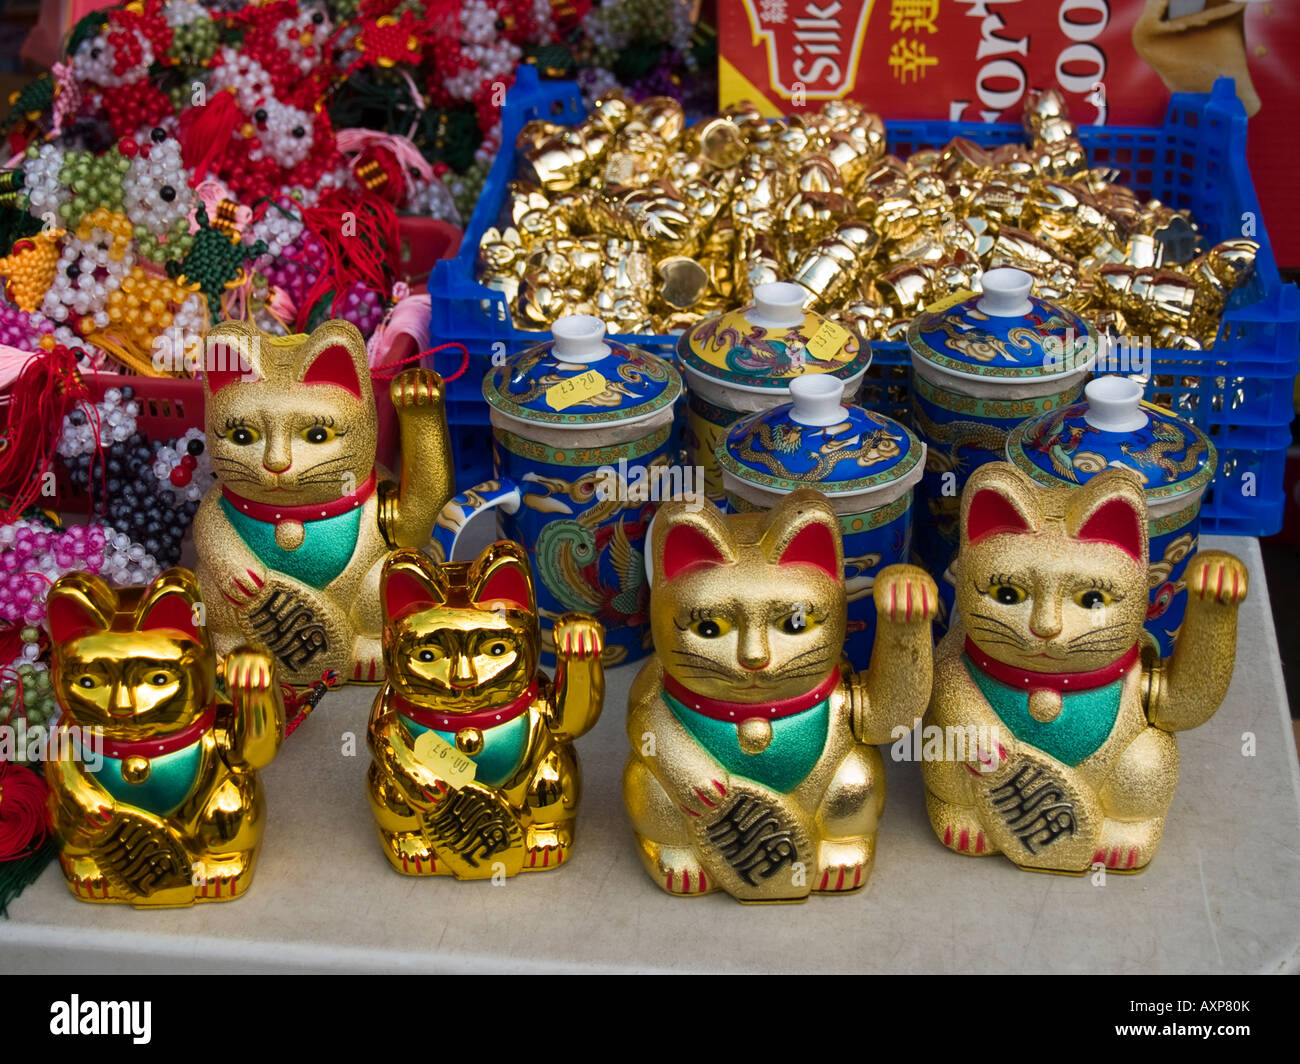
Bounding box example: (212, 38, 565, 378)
(224, 649, 276, 694)
(554, 614, 604, 659)
(390, 368, 445, 409)
(873, 565, 939, 624)
(1186, 551, 1249, 608)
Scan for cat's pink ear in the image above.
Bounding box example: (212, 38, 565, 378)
(134, 571, 204, 642)
(383, 551, 443, 619)
(47, 573, 116, 643)
(761, 491, 841, 579)
(776, 523, 837, 578)
(654, 501, 736, 583)
(662, 525, 727, 580)
(202, 327, 258, 393)
(1077, 500, 1143, 560)
(962, 465, 1041, 546)
(966, 489, 1031, 543)
(1068, 469, 1147, 561)
(138, 592, 199, 641)
(473, 544, 534, 611)
(302, 343, 362, 397)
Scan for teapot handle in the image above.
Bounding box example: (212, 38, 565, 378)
(432, 478, 523, 561)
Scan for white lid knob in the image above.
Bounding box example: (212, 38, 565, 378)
(551, 314, 610, 363)
(1083, 375, 1148, 432)
(976, 267, 1035, 317)
(747, 282, 808, 329)
(788, 374, 847, 426)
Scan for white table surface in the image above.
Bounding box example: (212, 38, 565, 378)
(2, 535, 1297, 974)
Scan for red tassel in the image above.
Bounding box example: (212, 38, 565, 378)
(296, 190, 400, 331)
(0, 761, 48, 863)
(0, 345, 93, 524)
(179, 89, 241, 186)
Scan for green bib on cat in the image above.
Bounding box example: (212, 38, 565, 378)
(88, 743, 206, 818)
(401, 714, 531, 789)
(663, 692, 830, 794)
(220, 496, 362, 590)
(963, 655, 1124, 768)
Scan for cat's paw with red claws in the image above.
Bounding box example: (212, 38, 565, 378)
(873, 564, 939, 624)
(218, 565, 266, 608)
(223, 648, 277, 695)
(390, 367, 445, 410)
(963, 738, 1013, 779)
(1186, 551, 1248, 608)
(553, 613, 604, 660)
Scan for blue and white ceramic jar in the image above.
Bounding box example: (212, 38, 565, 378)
(906, 267, 1097, 632)
(1006, 375, 1216, 656)
(435, 315, 683, 667)
(679, 282, 873, 504)
(716, 374, 925, 668)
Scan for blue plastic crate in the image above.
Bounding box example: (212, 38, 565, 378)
(430, 69, 1299, 534)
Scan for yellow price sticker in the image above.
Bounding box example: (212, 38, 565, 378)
(805, 320, 852, 362)
(411, 730, 477, 790)
(545, 369, 608, 411)
(925, 289, 976, 315)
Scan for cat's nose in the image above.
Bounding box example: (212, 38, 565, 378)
(263, 458, 292, 473)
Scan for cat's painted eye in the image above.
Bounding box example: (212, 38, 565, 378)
(779, 610, 817, 635)
(230, 427, 259, 446)
(1074, 589, 1112, 610)
(417, 649, 437, 663)
(488, 642, 509, 657)
(149, 672, 172, 686)
(76, 676, 96, 689)
(990, 584, 1026, 605)
(302, 425, 334, 444)
(691, 617, 729, 638)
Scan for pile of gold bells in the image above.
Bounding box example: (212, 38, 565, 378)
(477, 88, 1258, 349)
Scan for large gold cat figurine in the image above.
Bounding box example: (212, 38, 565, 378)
(194, 320, 452, 686)
(625, 490, 938, 902)
(367, 542, 605, 879)
(45, 569, 285, 906)
(922, 462, 1246, 874)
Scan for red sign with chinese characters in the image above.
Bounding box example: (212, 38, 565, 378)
(719, 0, 1300, 263)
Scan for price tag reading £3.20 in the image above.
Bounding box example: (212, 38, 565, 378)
(545, 368, 608, 411)
(411, 730, 477, 790)
(805, 320, 852, 362)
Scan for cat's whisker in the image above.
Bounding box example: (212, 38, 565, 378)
(781, 645, 830, 668)
(968, 624, 1029, 649)
(1068, 624, 1126, 644)
(969, 612, 1026, 639)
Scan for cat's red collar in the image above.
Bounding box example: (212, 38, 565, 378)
(393, 680, 538, 732)
(964, 637, 1139, 693)
(222, 470, 377, 523)
(664, 669, 839, 722)
(96, 705, 217, 760)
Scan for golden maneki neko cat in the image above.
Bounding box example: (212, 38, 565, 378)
(367, 543, 605, 880)
(194, 320, 452, 687)
(625, 490, 939, 902)
(45, 569, 286, 906)
(922, 463, 1246, 874)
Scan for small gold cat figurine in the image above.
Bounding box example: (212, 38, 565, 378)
(922, 462, 1247, 874)
(625, 490, 938, 902)
(45, 569, 285, 907)
(367, 542, 605, 879)
(194, 319, 452, 686)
